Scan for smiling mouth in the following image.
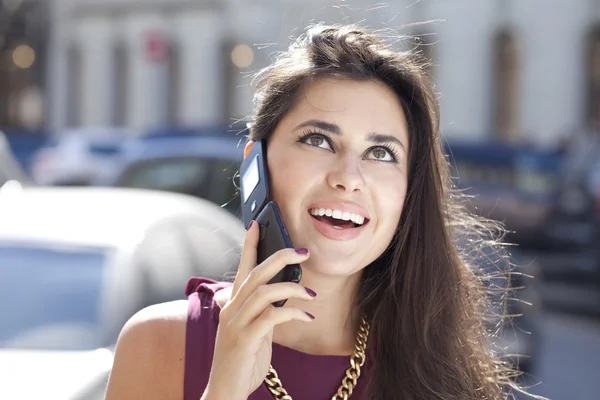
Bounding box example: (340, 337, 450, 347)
(308, 208, 369, 229)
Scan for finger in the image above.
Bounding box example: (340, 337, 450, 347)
(245, 306, 314, 340)
(233, 282, 316, 328)
(231, 220, 259, 298)
(230, 248, 309, 311)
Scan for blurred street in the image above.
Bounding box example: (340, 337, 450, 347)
(523, 311, 600, 400)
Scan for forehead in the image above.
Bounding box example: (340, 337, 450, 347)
(281, 78, 409, 143)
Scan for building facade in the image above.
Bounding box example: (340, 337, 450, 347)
(45, 0, 600, 146)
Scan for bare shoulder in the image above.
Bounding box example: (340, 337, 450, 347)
(104, 300, 189, 400)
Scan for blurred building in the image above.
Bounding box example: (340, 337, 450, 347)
(45, 0, 600, 146)
(0, 0, 48, 129)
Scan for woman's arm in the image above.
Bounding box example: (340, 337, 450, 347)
(104, 300, 188, 400)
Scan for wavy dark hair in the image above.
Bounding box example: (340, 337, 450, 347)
(245, 23, 536, 400)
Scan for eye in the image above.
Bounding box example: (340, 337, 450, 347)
(365, 146, 397, 162)
(299, 133, 334, 151)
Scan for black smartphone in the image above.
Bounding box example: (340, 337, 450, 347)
(239, 140, 302, 307)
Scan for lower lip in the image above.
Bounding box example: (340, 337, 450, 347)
(309, 213, 367, 241)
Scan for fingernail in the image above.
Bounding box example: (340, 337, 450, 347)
(305, 287, 317, 297)
(295, 248, 309, 254)
(305, 312, 315, 320)
(248, 221, 254, 230)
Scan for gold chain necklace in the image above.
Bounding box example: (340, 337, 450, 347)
(264, 316, 370, 400)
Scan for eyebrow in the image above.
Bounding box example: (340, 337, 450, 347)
(294, 119, 406, 151)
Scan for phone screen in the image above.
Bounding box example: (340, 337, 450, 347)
(241, 154, 260, 204)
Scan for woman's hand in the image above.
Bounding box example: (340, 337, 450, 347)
(203, 221, 316, 400)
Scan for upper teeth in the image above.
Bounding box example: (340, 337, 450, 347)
(309, 208, 366, 225)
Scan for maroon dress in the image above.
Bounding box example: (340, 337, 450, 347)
(183, 277, 370, 400)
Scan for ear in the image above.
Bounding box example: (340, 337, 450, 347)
(244, 141, 255, 159)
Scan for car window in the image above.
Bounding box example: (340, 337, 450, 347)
(0, 242, 109, 351)
(87, 142, 122, 156)
(449, 145, 561, 199)
(119, 157, 208, 189)
(207, 158, 241, 216)
(117, 157, 241, 216)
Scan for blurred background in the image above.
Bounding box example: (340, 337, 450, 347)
(0, 0, 599, 399)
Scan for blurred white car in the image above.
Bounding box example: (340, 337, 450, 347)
(0, 186, 244, 399)
(29, 127, 135, 186)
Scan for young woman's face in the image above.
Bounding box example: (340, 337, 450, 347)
(266, 78, 409, 277)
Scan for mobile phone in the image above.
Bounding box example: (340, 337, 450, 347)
(239, 140, 302, 307)
(255, 201, 303, 306)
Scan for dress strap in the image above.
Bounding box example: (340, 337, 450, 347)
(183, 277, 232, 400)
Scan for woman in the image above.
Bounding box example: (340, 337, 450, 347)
(105, 24, 533, 400)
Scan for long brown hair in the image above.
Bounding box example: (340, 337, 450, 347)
(245, 23, 536, 400)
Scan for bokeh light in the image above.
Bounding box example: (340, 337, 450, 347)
(12, 44, 35, 69)
(230, 44, 254, 68)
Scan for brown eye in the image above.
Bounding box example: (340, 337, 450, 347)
(309, 136, 324, 146)
(300, 133, 333, 151)
(365, 146, 396, 162)
(372, 148, 386, 159)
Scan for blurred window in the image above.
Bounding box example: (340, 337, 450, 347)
(117, 157, 240, 214)
(492, 30, 521, 141)
(0, 242, 109, 350)
(586, 27, 600, 130)
(66, 43, 82, 127)
(112, 41, 128, 127)
(166, 41, 181, 124)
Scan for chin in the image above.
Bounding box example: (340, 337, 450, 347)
(300, 251, 365, 278)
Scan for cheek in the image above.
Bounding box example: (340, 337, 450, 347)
(373, 173, 407, 224)
(268, 150, 305, 203)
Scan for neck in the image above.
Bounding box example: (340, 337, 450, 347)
(272, 268, 363, 356)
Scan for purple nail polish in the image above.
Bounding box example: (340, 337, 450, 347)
(305, 312, 315, 320)
(295, 248, 309, 254)
(248, 220, 254, 230)
(305, 287, 317, 297)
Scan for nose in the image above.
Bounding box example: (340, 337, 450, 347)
(326, 154, 364, 193)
